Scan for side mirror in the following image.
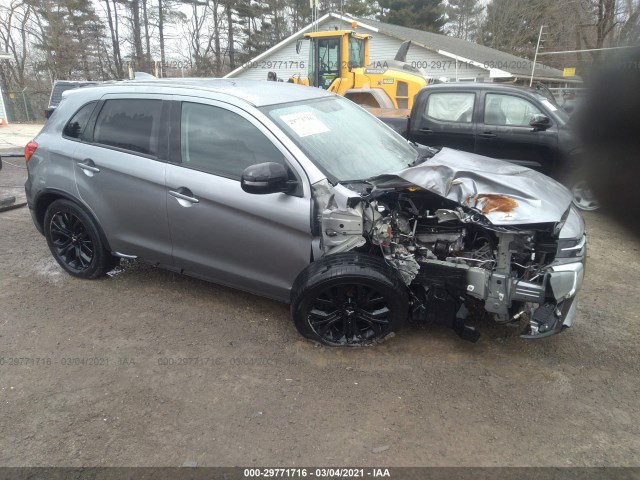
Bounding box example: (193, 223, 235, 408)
(529, 114, 551, 131)
(241, 162, 297, 195)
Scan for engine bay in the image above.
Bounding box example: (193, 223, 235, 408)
(316, 181, 575, 341)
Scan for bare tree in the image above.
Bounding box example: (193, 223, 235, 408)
(0, 0, 33, 88)
(102, 0, 124, 77)
(446, 0, 483, 41)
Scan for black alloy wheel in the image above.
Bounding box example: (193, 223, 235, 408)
(49, 211, 94, 272)
(291, 253, 407, 347)
(307, 283, 392, 345)
(44, 199, 116, 279)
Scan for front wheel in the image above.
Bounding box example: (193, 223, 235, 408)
(44, 199, 115, 279)
(291, 253, 408, 347)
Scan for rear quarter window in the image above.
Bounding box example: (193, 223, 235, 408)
(63, 101, 97, 139)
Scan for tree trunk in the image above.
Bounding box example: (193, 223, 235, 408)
(213, 3, 222, 76)
(142, 0, 152, 71)
(104, 0, 123, 78)
(131, 0, 144, 71)
(227, 5, 235, 69)
(158, 0, 166, 77)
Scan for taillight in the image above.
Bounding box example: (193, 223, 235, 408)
(24, 140, 38, 162)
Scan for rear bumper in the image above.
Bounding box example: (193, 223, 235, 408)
(24, 176, 44, 235)
(29, 206, 44, 235)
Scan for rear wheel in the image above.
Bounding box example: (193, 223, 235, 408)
(291, 253, 408, 346)
(44, 199, 115, 279)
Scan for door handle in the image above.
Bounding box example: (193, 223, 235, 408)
(77, 160, 100, 173)
(169, 189, 199, 204)
(418, 128, 433, 134)
(478, 132, 497, 138)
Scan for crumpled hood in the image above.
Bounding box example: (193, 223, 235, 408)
(369, 148, 573, 225)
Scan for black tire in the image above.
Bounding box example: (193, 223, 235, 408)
(291, 253, 408, 347)
(44, 199, 115, 279)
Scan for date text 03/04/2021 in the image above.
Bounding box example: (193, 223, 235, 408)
(243, 468, 391, 478)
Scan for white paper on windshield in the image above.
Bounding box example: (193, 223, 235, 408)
(281, 111, 330, 137)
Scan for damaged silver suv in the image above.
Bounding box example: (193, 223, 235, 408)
(25, 79, 586, 345)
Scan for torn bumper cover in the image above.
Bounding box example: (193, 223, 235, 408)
(520, 260, 585, 338)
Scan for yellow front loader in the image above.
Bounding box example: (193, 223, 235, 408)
(269, 25, 437, 110)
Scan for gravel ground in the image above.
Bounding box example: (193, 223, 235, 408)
(1, 155, 639, 467)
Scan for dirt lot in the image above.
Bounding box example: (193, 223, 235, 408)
(1, 152, 639, 467)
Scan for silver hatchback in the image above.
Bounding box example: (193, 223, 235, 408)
(25, 79, 586, 346)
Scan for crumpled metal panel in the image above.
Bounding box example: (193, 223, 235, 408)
(369, 148, 573, 225)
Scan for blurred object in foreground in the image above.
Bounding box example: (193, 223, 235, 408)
(574, 45, 640, 238)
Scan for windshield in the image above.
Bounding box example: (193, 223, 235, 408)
(262, 97, 416, 183)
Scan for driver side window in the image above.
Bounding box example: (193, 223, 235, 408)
(484, 94, 542, 126)
(180, 103, 285, 180)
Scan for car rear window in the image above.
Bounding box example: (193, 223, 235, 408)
(93, 99, 162, 156)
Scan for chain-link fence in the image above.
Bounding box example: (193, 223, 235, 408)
(2, 90, 50, 123)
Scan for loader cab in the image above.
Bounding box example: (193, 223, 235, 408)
(304, 30, 370, 90)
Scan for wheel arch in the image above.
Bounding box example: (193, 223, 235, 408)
(35, 189, 113, 252)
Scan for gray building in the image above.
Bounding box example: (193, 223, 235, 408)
(225, 12, 579, 87)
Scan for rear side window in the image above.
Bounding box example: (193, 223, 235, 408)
(94, 99, 162, 156)
(63, 102, 97, 139)
(180, 102, 284, 180)
(426, 92, 475, 123)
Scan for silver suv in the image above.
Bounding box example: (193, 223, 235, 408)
(25, 79, 586, 345)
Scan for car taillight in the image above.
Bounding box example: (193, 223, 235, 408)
(24, 140, 38, 162)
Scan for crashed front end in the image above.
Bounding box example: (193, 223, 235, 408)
(315, 148, 586, 341)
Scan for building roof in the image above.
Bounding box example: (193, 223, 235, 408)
(225, 12, 580, 84)
(350, 16, 573, 82)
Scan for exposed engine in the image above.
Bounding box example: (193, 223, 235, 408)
(317, 185, 570, 341)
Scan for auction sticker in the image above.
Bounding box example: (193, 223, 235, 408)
(281, 111, 330, 137)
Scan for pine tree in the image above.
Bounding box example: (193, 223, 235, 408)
(378, 0, 445, 33)
(34, 0, 106, 80)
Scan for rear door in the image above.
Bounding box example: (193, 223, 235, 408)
(474, 91, 558, 174)
(409, 89, 477, 152)
(165, 99, 312, 302)
(73, 95, 173, 265)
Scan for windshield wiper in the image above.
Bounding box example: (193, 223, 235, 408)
(407, 145, 440, 168)
(337, 179, 372, 185)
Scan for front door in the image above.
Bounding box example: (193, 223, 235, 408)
(475, 92, 558, 174)
(309, 37, 341, 89)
